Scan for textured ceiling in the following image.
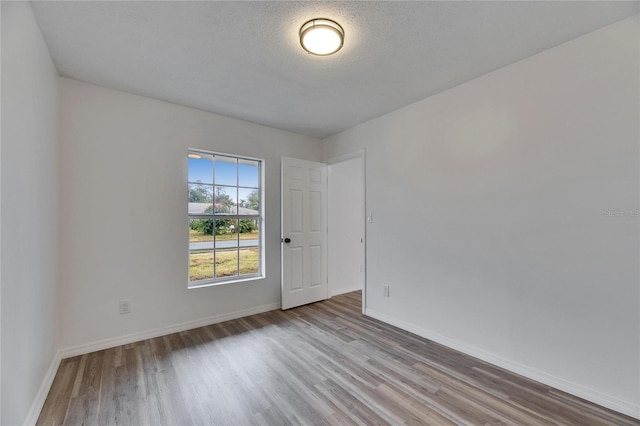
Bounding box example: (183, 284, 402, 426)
(31, 1, 640, 139)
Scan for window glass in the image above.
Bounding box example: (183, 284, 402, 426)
(238, 188, 259, 214)
(214, 186, 237, 214)
(239, 159, 259, 188)
(188, 155, 214, 184)
(215, 156, 237, 186)
(189, 251, 213, 281)
(188, 184, 213, 214)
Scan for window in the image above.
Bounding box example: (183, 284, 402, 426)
(188, 150, 263, 287)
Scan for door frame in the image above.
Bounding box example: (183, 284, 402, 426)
(327, 150, 366, 314)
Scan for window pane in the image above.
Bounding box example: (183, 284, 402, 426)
(190, 218, 214, 250)
(215, 219, 238, 249)
(238, 188, 259, 215)
(188, 184, 213, 214)
(239, 159, 259, 188)
(240, 247, 260, 275)
(215, 248, 239, 278)
(238, 218, 259, 243)
(239, 219, 259, 276)
(188, 154, 213, 184)
(190, 250, 213, 281)
(214, 186, 237, 214)
(215, 156, 237, 186)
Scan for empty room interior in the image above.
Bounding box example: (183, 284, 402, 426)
(2, 1, 640, 425)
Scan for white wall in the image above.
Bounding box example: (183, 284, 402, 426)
(59, 78, 322, 352)
(328, 154, 365, 297)
(1, 3, 61, 425)
(323, 15, 640, 418)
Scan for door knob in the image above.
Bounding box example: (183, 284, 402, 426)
(284, 238, 291, 243)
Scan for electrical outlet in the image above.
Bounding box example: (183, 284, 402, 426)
(119, 300, 131, 315)
(383, 285, 390, 297)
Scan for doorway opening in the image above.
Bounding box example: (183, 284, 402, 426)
(328, 151, 365, 312)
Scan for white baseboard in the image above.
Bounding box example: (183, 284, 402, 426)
(24, 350, 62, 426)
(60, 302, 281, 359)
(365, 308, 640, 420)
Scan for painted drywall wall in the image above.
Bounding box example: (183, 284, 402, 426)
(1, 3, 61, 425)
(328, 154, 365, 297)
(59, 78, 322, 351)
(323, 15, 640, 417)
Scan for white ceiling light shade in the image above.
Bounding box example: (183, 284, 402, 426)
(299, 18, 344, 56)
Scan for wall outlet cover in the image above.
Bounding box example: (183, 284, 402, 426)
(119, 300, 131, 315)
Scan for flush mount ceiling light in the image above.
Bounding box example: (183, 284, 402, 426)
(299, 18, 344, 56)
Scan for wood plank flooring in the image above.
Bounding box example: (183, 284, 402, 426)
(38, 291, 639, 425)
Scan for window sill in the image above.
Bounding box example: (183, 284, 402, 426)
(188, 274, 264, 289)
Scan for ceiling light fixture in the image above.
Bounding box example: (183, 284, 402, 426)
(299, 18, 344, 56)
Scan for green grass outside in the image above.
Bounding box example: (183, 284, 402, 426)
(189, 248, 259, 281)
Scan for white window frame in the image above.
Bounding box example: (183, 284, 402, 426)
(188, 149, 265, 288)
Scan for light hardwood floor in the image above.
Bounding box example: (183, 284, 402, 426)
(38, 291, 638, 425)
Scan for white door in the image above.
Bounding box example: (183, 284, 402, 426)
(281, 157, 327, 310)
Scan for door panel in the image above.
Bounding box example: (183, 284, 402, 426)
(290, 247, 304, 290)
(310, 245, 322, 287)
(290, 190, 303, 232)
(281, 157, 327, 309)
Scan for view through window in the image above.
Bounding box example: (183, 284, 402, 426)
(188, 150, 263, 286)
